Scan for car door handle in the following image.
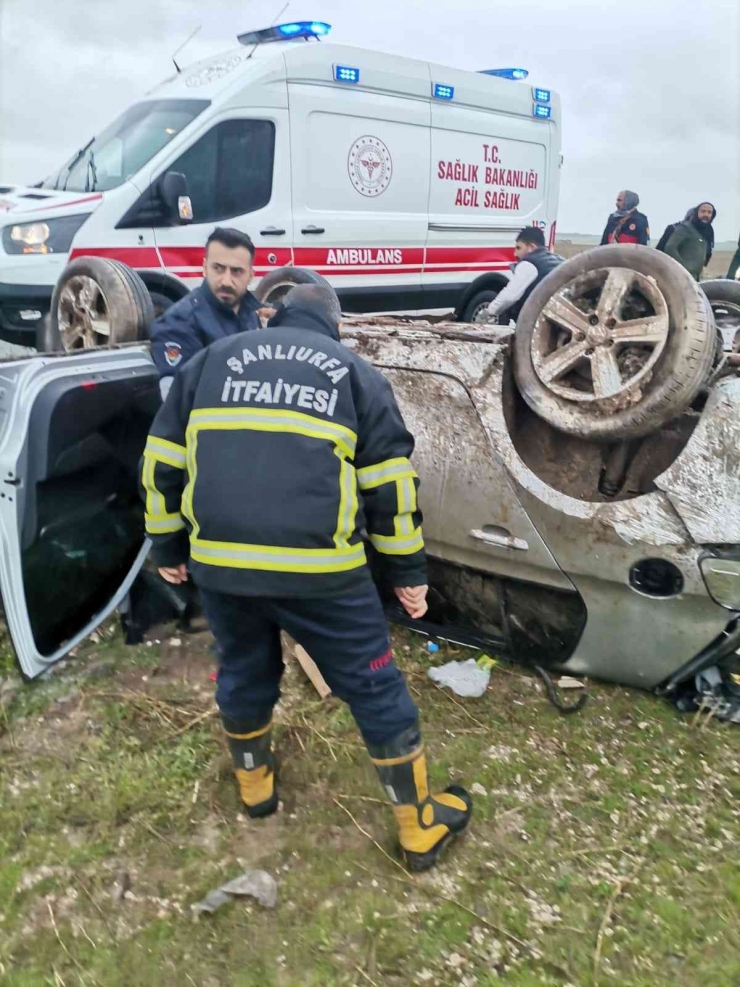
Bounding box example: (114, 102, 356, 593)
(301, 225, 325, 235)
(260, 227, 286, 236)
(469, 527, 529, 551)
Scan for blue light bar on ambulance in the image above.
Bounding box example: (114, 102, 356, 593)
(481, 67, 529, 80)
(238, 21, 331, 46)
(532, 87, 551, 103)
(533, 103, 552, 119)
(433, 83, 454, 100)
(334, 64, 360, 84)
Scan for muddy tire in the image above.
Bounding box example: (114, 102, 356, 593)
(700, 279, 740, 351)
(513, 244, 716, 441)
(255, 266, 335, 308)
(44, 257, 154, 353)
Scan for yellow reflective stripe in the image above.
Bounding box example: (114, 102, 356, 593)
(188, 407, 357, 459)
(190, 538, 366, 573)
(225, 721, 272, 740)
(181, 429, 200, 539)
(145, 513, 186, 534)
(394, 476, 417, 539)
(357, 457, 417, 490)
(333, 451, 358, 550)
(142, 454, 166, 521)
(143, 450, 186, 534)
(370, 528, 424, 556)
(370, 745, 424, 767)
(144, 436, 186, 469)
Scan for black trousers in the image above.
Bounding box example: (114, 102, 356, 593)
(200, 575, 418, 746)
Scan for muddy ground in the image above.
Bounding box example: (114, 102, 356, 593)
(1, 621, 738, 986)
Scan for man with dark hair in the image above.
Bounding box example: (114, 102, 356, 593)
(664, 202, 717, 280)
(140, 282, 473, 871)
(600, 190, 650, 245)
(150, 227, 266, 396)
(484, 226, 563, 324)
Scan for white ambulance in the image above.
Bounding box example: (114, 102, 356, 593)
(0, 20, 561, 347)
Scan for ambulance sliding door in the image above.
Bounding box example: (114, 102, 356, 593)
(287, 78, 430, 313)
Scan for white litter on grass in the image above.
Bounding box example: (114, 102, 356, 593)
(470, 783, 488, 797)
(191, 870, 278, 916)
(428, 659, 491, 698)
(557, 676, 585, 689)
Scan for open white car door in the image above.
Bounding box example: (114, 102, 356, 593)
(0, 347, 158, 678)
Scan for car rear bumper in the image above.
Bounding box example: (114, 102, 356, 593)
(0, 282, 53, 344)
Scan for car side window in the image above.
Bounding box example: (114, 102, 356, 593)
(161, 119, 275, 224)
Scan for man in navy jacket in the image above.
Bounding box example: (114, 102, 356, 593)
(150, 227, 263, 397)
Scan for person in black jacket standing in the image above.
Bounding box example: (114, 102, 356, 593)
(600, 190, 650, 245)
(140, 284, 472, 871)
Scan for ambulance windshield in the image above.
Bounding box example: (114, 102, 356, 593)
(41, 98, 210, 193)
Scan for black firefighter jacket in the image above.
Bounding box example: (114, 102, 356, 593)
(140, 305, 427, 598)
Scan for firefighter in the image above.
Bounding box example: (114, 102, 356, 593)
(485, 226, 563, 324)
(149, 227, 271, 398)
(600, 190, 650, 245)
(140, 284, 473, 871)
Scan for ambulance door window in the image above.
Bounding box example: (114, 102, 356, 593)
(157, 119, 275, 225)
(151, 110, 292, 288)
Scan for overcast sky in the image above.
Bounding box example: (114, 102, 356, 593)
(1, 0, 738, 242)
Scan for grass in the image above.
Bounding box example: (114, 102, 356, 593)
(0, 620, 738, 987)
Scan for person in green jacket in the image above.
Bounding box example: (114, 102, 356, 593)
(727, 233, 740, 281)
(664, 202, 716, 280)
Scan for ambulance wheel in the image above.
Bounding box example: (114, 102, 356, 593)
(461, 290, 499, 324)
(700, 279, 740, 351)
(44, 257, 154, 353)
(148, 290, 175, 320)
(513, 244, 716, 441)
(255, 266, 336, 308)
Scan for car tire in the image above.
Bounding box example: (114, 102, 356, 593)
(513, 244, 716, 441)
(255, 266, 335, 308)
(700, 279, 740, 351)
(461, 290, 499, 324)
(45, 257, 154, 353)
(147, 290, 176, 321)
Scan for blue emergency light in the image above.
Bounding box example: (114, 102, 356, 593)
(533, 87, 551, 103)
(481, 68, 529, 80)
(433, 83, 454, 100)
(238, 21, 331, 46)
(533, 103, 552, 119)
(335, 64, 360, 83)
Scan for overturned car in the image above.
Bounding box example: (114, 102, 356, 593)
(2, 245, 739, 720)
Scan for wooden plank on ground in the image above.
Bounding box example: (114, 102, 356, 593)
(293, 644, 332, 699)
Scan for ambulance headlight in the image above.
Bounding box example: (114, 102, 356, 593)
(2, 214, 89, 255)
(701, 555, 740, 611)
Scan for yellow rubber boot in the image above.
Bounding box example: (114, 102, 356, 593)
(368, 725, 472, 872)
(223, 716, 278, 819)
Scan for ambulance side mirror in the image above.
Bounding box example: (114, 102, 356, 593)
(159, 171, 193, 225)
